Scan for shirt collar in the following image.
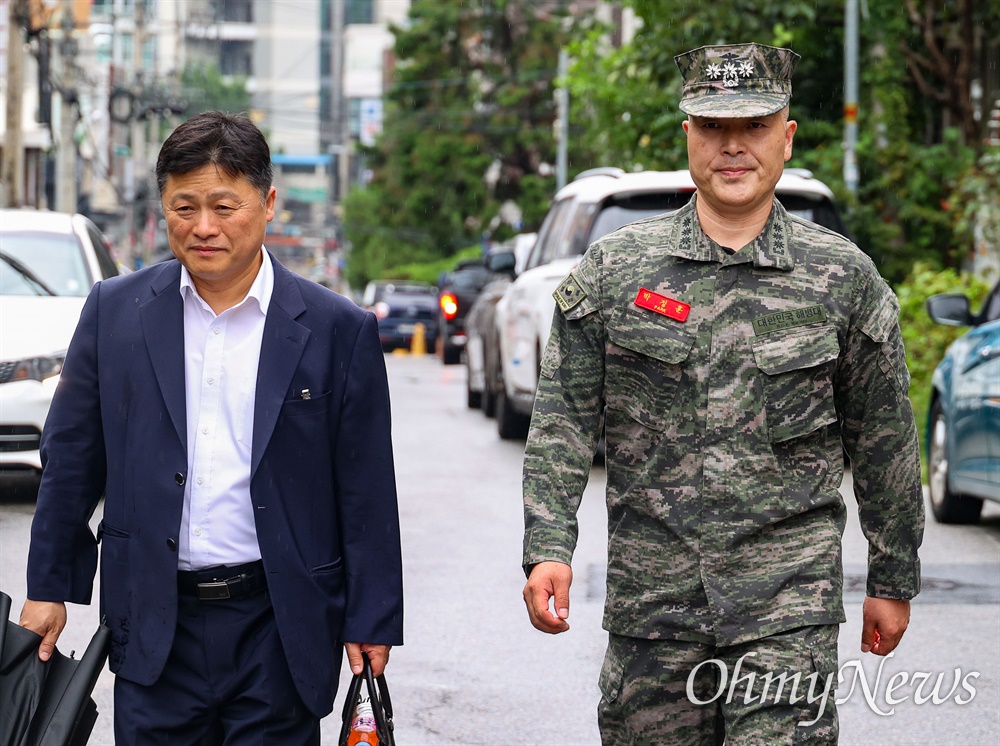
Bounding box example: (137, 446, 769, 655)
(178, 248, 274, 315)
(670, 194, 796, 271)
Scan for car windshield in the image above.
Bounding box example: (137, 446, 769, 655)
(0, 231, 93, 296)
(385, 290, 435, 304)
(386, 283, 435, 295)
(779, 194, 849, 237)
(588, 204, 684, 247)
(447, 265, 491, 290)
(980, 283, 1000, 323)
(0, 252, 58, 296)
(562, 192, 694, 260)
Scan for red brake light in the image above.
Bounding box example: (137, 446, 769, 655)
(440, 293, 459, 320)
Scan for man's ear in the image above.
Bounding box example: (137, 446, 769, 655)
(783, 119, 797, 162)
(682, 119, 690, 134)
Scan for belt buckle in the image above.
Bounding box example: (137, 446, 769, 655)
(196, 580, 232, 600)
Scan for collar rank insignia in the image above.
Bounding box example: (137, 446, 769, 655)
(634, 288, 690, 323)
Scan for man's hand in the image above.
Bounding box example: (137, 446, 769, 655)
(861, 596, 910, 656)
(345, 642, 391, 678)
(523, 561, 572, 634)
(19, 600, 67, 662)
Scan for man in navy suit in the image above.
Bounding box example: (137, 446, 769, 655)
(20, 111, 403, 744)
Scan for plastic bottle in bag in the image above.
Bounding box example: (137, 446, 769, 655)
(348, 699, 378, 745)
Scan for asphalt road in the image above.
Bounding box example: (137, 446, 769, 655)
(2, 352, 998, 744)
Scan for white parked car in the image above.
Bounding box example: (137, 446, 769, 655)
(0, 209, 121, 479)
(492, 167, 848, 439)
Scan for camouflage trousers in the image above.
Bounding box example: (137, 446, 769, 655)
(597, 625, 839, 745)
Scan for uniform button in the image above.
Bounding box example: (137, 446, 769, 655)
(166, 538, 177, 551)
(174, 472, 185, 486)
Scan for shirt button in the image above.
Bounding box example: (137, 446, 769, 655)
(207, 377, 215, 385)
(194, 528, 202, 536)
(174, 472, 185, 486)
(166, 538, 177, 551)
(202, 427, 209, 434)
(197, 477, 204, 485)
(214, 327, 221, 335)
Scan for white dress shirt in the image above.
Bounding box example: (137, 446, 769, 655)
(177, 252, 273, 570)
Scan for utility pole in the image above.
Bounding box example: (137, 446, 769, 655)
(843, 0, 859, 194)
(56, 0, 78, 213)
(2, 0, 28, 207)
(556, 48, 568, 191)
(330, 0, 346, 204)
(126, 0, 147, 265)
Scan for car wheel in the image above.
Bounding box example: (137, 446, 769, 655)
(496, 383, 530, 440)
(928, 399, 983, 524)
(443, 344, 462, 365)
(483, 387, 497, 418)
(483, 336, 501, 417)
(466, 363, 482, 409)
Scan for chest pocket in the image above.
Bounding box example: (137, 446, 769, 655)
(605, 306, 694, 430)
(752, 324, 840, 443)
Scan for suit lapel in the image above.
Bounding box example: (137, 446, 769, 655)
(139, 263, 187, 447)
(252, 255, 310, 478)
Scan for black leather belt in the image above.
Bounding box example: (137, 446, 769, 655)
(177, 560, 267, 601)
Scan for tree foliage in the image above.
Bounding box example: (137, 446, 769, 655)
(179, 63, 252, 118)
(343, 0, 597, 289)
(564, 0, 999, 284)
(344, 0, 997, 287)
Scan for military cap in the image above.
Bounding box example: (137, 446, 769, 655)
(674, 42, 800, 118)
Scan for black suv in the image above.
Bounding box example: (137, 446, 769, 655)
(437, 259, 492, 365)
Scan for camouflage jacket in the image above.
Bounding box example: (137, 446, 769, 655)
(522, 196, 924, 645)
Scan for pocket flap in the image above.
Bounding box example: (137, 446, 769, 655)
(752, 324, 839, 375)
(607, 306, 694, 364)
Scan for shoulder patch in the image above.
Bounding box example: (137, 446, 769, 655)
(554, 274, 586, 313)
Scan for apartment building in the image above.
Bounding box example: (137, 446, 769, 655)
(1, 0, 409, 269)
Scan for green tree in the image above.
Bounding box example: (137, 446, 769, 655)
(565, 0, 846, 171)
(343, 0, 598, 289)
(179, 63, 252, 118)
(564, 0, 999, 284)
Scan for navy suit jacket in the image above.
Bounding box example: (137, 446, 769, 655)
(26, 252, 404, 718)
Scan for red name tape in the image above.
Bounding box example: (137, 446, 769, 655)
(634, 288, 690, 322)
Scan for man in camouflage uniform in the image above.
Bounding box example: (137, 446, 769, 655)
(521, 43, 924, 744)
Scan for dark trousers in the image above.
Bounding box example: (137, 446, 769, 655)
(113, 590, 320, 745)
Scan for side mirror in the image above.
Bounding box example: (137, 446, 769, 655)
(487, 250, 517, 275)
(926, 293, 974, 326)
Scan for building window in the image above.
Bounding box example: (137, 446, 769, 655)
(348, 98, 362, 139)
(279, 164, 319, 175)
(222, 0, 254, 23)
(345, 0, 373, 25)
(142, 37, 156, 71)
(220, 41, 253, 76)
(90, 0, 114, 17)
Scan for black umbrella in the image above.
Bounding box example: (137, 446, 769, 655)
(0, 591, 110, 746)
